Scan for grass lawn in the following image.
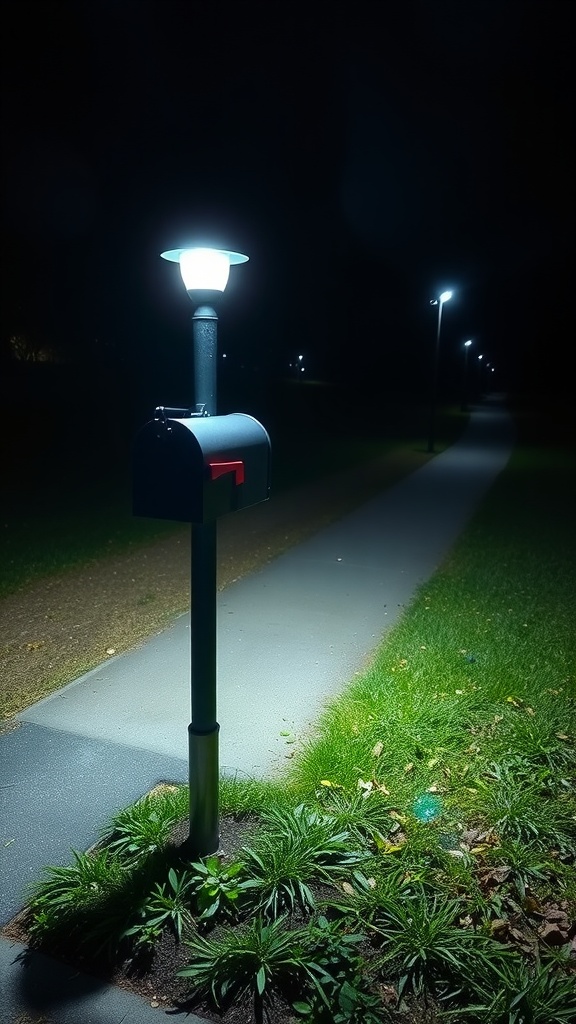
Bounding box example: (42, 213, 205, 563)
(10, 406, 576, 1022)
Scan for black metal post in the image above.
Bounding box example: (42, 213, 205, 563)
(461, 344, 470, 412)
(427, 301, 443, 454)
(187, 300, 220, 856)
(188, 519, 219, 856)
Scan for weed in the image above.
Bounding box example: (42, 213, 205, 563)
(179, 916, 332, 1024)
(189, 855, 255, 921)
(240, 804, 367, 919)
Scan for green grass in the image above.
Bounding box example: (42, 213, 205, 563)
(18, 407, 576, 1019)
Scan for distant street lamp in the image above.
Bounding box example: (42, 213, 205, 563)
(427, 290, 452, 453)
(461, 339, 473, 412)
(160, 245, 249, 855)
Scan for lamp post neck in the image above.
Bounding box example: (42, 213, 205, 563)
(192, 305, 218, 416)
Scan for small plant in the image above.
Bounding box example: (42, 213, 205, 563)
(293, 915, 384, 1023)
(123, 867, 194, 948)
(179, 916, 333, 1024)
(241, 804, 366, 918)
(445, 955, 576, 1023)
(316, 786, 394, 848)
(101, 787, 184, 861)
(473, 762, 576, 853)
(373, 887, 506, 1001)
(325, 866, 414, 929)
(189, 855, 255, 921)
(26, 849, 133, 955)
(484, 838, 551, 900)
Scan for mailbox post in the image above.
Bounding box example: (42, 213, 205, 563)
(134, 246, 269, 857)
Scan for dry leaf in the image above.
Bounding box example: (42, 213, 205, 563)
(341, 881, 355, 895)
(371, 741, 384, 758)
(357, 779, 373, 793)
(490, 918, 509, 936)
(404, 762, 414, 774)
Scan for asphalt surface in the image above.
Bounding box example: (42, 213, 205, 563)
(0, 397, 515, 1023)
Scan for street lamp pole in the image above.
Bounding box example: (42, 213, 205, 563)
(160, 246, 248, 856)
(427, 290, 452, 454)
(461, 339, 472, 412)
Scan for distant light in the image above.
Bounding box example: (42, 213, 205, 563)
(300, 366, 305, 372)
(160, 247, 249, 292)
(222, 353, 227, 359)
(439, 291, 452, 303)
(478, 354, 483, 360)
(464, 339, 472, 347)
(298, 354, 303, 361)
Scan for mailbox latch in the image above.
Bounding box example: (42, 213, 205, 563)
(208, 460, 245, 485)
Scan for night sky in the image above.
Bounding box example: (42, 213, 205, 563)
(1, 0, 574, 409)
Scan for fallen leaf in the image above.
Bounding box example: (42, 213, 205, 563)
(341, 882, 355, 895)
(371, 741, 384, 758)
(523, 895, 542, 914)
(389, 810, 408, 823)
(556, 733, 570, 741)
(377, 983, 398, 1006)
(319, 780, 342, 789)
(380, 842, 404, 855)
(106, 648, 116, 656)
(490, 918, 509, 936)
(404, 762, 414, 774)
(538, 922, 570, 946)
(357, 779, 373, 793)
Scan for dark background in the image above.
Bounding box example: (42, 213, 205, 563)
(1, 0, 574, 434)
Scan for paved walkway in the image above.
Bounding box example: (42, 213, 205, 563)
(0, 398, 515, 1022)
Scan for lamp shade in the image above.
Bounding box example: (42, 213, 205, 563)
(439, 290, 452, 303)
(160, 247, 249, 292)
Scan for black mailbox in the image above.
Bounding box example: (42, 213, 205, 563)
(133, 412, 271, 524)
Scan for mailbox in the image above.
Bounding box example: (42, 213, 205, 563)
(133, 411, 271, 524)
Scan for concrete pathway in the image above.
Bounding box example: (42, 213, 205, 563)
(0, 398, 515, 1022)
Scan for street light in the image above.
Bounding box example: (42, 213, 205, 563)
(461, 339, 473, 412)
(160, 245, 249, 856)
(427, 290, 452, 453)
(161, 247, 249, 416)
